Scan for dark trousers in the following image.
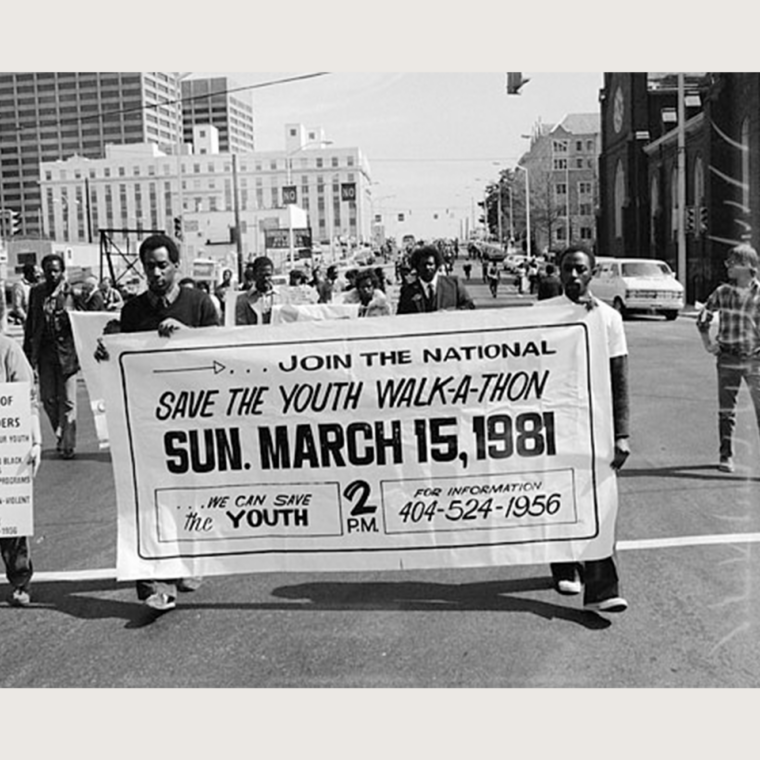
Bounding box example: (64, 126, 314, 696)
(1, 537, 32, 591)
(38, 351, 77, 455)
(717, 353, 760, 459)
(551, 557, 619, 604)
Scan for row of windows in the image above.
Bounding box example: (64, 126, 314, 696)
(555, 181, 595, 195)
(552, 158, 596, 170)
(43, 158, 360, 180)
(552, 139, 596, 154)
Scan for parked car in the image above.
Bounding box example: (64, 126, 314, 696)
(481, 243, 506, 262)
(504, 253, 529, 273)
(590, 257, 685, 320)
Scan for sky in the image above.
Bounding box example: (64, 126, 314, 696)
(192, 72, 604, 241)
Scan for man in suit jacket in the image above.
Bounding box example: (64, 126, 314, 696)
(396, 245, 474, 314)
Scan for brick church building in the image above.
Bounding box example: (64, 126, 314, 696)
(598, 73, 760, 303)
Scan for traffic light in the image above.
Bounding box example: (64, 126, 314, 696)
(685, 206, 695, 234)
(506, 72, 530, 95)
(173, 216, 183, 240)
(8, 210, 19, 236)
(0, 208, 20, 237)
(699, 206, 708, 233)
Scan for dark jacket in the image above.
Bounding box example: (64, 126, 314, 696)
(396, 275, 475, 314)
(24, 280, 80, 377)
(537, 274, 563, 301)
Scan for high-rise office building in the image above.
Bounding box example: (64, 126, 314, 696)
(181, 77, 255, 154)
(0, 72, 182, 237)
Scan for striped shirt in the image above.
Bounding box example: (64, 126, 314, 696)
(697, 279, 760, 356)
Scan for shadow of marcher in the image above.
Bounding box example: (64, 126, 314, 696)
(270, 577, 612, 630)
(23, 575, 614, 631)
(620, 464, 760, 483)
(20, 578, 173, 629)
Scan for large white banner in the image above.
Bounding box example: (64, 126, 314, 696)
(100, 304, 618, 580)
(0, 382, 34, 537)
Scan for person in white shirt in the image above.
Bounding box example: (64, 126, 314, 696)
(538, 246, 631, 616)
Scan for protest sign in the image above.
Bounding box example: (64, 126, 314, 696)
(100, 304, 618, 580)
(70, 311, 122, 449)
(0, 382, 34, 537)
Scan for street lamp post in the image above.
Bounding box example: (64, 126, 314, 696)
(515, 165, 531, 256)
(492, 162, 504, 249)
(509, 179, 515, 244)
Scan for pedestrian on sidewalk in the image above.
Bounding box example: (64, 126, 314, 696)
(696, 243, 760, 473)
(0, 333, 42, 607)
(463, 262, 472, 281)
(537, 263, 563, 301)
(23, 253, 80, 460)
(95, 234, 220, 613)
(486, 260, 500, 298)
(537, 246, 631, 616)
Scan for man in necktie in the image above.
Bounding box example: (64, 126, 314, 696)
(425, 281, 435, 311)
(397, 245, 474, 314)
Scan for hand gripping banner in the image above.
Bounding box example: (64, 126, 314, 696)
(99, 303, 618, 580)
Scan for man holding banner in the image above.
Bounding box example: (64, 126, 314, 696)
(97, 234, 219, 612)
(540, 247, 631, 615)
(235, 257, 284, 326)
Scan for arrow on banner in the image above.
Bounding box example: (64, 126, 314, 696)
(153, 360, 227, 375)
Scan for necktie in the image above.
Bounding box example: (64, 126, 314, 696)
(426, 284, 435, 311)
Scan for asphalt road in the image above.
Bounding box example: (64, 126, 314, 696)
(2, 266, 759, 687)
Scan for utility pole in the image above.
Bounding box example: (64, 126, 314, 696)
(84, 177, 93, 244)
(677, 73, 687, 290)
(232, 154, 243, 282)
(497, 179, 503, 248)
(509, 179, 514, 244)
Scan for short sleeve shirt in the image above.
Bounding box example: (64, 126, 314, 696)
(538, 294, 628, 358)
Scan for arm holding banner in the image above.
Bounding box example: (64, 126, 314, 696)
(610, 355, 630, 471)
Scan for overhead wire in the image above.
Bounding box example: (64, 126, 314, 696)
(9, 72, 332, 136)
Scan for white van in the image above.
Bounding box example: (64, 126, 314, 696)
(590, 257, 685, 320)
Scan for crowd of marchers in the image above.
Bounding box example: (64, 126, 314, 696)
(2, 232, 759, 623)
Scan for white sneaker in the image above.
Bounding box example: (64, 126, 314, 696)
(584, 596, 628, 614)
(143, 592, 176, 612)
(9, 588, 30, 607)
(557, 578, 582, 595)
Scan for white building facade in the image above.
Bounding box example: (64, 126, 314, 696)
(38, 124, 374, 271)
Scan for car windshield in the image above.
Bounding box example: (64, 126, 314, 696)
(621, 261, 672, 278)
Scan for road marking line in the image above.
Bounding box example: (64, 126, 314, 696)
(4, 533, 760, 586)
(20, 568, 117, 583)
(618, 533, 760, 551)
